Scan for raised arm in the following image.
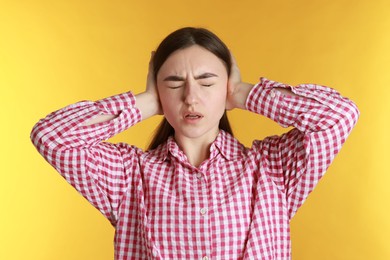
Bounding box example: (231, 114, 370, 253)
(226, 54, 359, 219)
(30, 53, 161, 225)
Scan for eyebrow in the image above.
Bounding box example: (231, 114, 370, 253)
(163, 72, 218, 81)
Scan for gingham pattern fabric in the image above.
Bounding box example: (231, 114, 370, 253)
(31, 77, 359, 259)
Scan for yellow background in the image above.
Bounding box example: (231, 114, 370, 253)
(1, 0, 389, 259)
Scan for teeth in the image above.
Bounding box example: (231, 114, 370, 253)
(186, 114, 200, 118)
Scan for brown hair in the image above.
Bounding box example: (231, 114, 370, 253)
(148, 27, 233, 150)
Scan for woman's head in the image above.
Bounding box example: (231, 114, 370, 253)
(148, 27, 233, 150)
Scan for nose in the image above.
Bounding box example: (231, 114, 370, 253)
(183, 80, 200, 106)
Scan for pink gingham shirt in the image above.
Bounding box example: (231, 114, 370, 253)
(31, 78, 359, 259)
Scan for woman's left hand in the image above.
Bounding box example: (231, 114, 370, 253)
(226, 52, 253, 110)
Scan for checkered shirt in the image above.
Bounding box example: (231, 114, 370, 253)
(31, 77, 359, 259)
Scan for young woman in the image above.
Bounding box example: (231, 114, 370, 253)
(31, 27, 359, 259)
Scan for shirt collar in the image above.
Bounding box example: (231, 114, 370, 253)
(147, 130, 244, 163)
(210, 130, 244, 161)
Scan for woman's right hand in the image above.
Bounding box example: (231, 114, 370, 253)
(145, 52, 161, 106)
(135, 52, 163, 119)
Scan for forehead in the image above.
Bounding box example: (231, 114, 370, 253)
(158, 45, 227, 76)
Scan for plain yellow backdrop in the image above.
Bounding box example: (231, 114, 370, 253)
(1, 0, 389, 259)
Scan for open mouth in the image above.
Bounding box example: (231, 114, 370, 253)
(185, 114, 202, 119)
(184, 112, 204, 120)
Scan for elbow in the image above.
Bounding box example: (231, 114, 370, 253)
(30, 119, 46, 151)
(333, 98, 360, 140)
(345, 99, 360, 131)
(30, 122, 40, 149)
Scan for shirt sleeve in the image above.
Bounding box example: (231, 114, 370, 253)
(30, 91, 142, 225)
(246, 77, 360, 219)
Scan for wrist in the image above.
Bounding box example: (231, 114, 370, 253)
(135, 91, 161, 120)
(233, 82, 253, 110)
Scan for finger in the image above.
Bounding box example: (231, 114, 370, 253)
(149, 51, 155, 69)
(229, 50, 240, 76)
(227, 50, 242, 95)
(230, 50, 237, 66)
(229, 50, 240, 71)
(146, 51, 156, 91)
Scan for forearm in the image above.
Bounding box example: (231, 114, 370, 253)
(246, 77, 359, 133)
(83, 114, 117, 126)
(31, 91, 142, 151)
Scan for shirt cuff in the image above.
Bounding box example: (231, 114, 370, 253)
(245, 77, 292, 127)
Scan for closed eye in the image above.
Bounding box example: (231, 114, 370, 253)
(168, 85, 183, 89)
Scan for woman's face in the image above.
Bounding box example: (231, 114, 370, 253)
(157, 45, 228, 142)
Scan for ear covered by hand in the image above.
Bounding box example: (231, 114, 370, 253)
(226, 52, 253, 110)
(145, 51, 163, 115)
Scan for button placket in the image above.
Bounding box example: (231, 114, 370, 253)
(195, 165, 212, 259)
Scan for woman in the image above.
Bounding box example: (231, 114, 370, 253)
(31, 27, 359, 259)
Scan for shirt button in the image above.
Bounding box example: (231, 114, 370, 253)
(270, 90, 276, 98)
(202, 256, 209, 260)
(200, 208, 207, 215)
(196, 173, 203, 179)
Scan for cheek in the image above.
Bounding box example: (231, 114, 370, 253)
(159, 95, 171, 114)
(157, 85, 170, 106)
(209, 88, 227, 115)
(157, 89, 178, 117)
(214, 83, 228, 104)
(157, 89, 167, 105)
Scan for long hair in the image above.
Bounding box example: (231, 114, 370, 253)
(148, 27, 233, 151)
